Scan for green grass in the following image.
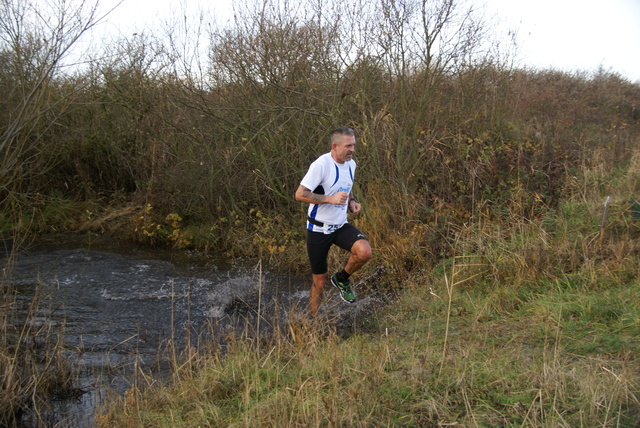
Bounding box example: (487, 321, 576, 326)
(96, 270, 640, 427)
(525, 282, 640, 356)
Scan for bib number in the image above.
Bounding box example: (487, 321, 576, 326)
(323, 223, 344, 234)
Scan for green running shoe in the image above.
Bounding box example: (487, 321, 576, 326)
(331, 273, 356, 303)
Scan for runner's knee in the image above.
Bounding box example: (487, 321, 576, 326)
(353, 240, 372, 262)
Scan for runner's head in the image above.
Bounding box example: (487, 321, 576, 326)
(331, 127, 356, 163)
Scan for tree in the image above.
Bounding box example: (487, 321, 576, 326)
(0, 0, 106, 207)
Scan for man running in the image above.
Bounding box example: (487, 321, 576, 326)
(294, 126, 372, 317)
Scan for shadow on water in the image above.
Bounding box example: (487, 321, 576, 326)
(3, 235, 313, 427)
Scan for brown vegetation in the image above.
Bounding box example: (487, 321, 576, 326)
(1, 0, 639, 425)
(1, 0, 638, 264)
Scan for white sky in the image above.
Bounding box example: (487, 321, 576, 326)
(488, 0, 640, 82)
(93, 0, 640, 82)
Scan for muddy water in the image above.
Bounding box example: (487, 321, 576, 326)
(4, 236, 312, 427)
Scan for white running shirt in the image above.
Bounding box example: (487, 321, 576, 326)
(300, 153, 356, 233)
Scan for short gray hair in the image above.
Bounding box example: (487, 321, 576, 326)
(330, 126, 355, 142)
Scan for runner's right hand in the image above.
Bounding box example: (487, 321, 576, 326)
(330, 191, 349, 205)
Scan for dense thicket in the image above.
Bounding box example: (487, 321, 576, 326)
(1, 0, 639, 261)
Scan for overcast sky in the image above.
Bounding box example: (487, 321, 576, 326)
(487, 0, 640, 82)
(93, 0, 640, 82)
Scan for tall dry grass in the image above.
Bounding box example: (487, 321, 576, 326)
(1, 0, 638, 424)
(96, 289, 639, 426)
(0, 274, 80, 426)
(94, 147, 639, 427)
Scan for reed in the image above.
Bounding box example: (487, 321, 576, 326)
(0, 274, 80, 426)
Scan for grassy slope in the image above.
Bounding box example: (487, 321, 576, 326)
(95, 155, 640, 427)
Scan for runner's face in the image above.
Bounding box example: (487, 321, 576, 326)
(332, 135, 356, 163)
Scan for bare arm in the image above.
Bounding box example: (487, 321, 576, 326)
(295, 185, 348, 206)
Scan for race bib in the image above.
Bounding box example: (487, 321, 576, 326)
(323, 223, 344, 234)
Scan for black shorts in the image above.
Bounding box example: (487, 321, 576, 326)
(306, 223, 367, 275)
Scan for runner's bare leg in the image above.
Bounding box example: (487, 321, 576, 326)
(343, 239, 372, 275)
(309, 273, 327, 317)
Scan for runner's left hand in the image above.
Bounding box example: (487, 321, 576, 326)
(349, 200, 362, 215)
